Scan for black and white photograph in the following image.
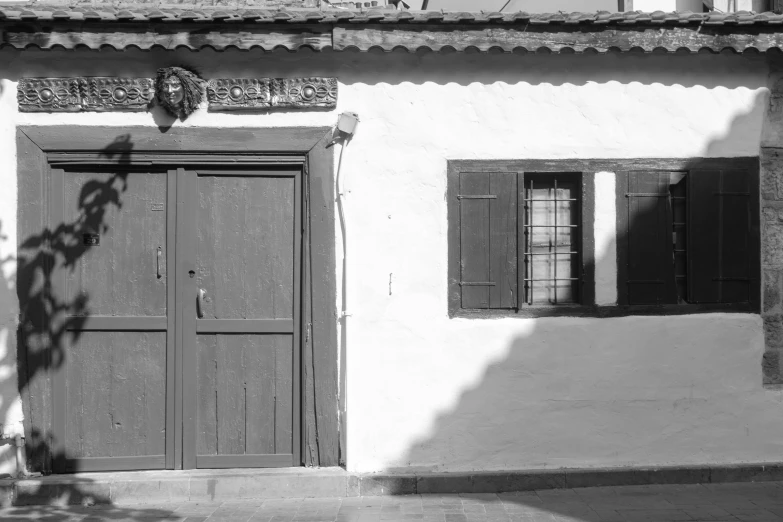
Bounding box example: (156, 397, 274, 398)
(0, 0, 782, 520)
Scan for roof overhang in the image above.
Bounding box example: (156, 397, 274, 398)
(4, 7, 783, 53)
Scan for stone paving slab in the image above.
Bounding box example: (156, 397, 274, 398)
(1, 482, 782, 522)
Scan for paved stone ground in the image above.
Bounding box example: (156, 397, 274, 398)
(1, 482, 783, 522)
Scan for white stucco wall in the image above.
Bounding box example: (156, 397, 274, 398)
(0, 48, 779, 475)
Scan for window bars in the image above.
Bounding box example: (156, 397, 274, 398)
(523, 174, 581, 305)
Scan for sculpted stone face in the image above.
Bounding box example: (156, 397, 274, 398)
(155, 66, 205, 119)
(162, 77, 184, 108)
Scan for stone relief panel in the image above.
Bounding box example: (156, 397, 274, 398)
(273, 77, 338, 109)
(18, 78, 83, 112)
(82, 78, 155, 112)
(207, 77, 337, 110)
(18, 78, 154, 112)
(207, 78, 272, 110)
(18, 76, 337, 113)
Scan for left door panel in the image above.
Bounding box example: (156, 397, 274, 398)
(50, 169, 175, 473)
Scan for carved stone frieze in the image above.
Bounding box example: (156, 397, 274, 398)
(207, 77, 337, 111)
(274, 77, 338, 109)
(18, 77, 154, 113)
(18, 76, 337, 113)
(82, 78, 154, 112)
(207, 78, 272, 111)
(18, 78, 83, 112)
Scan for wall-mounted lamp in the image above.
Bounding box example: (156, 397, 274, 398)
(329, 111, 360, 146)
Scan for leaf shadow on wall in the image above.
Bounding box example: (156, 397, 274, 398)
(370, 90, 773, 519)
(4, 133, 177, 515)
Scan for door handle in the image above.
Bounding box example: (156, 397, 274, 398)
(197, 288, 206, 319)
(156, 247, 162, 279)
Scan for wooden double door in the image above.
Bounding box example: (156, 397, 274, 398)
(50, 165, 302, 472)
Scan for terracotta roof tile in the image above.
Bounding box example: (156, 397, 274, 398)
(6, 4, 783, 54)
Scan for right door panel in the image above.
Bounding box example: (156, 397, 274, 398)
(182, 169, 301, 469)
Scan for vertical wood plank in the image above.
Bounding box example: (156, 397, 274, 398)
(615, 171, 630, 306)
(302, 164, 315, 466)
(690, 169, 755, 304)
(196, 175, 218, 321)
(720, 170, 752, 303)
(447, 164, 462, 316)
(16, 129, 52, 474)
(179, 169, 198, 470)
(215, 335, 245, 455)
(165, 169, 177, 470)
(626, 172, 677, 305)
(196, 334, 218, 456)
(245, 336, 275, 455)
(688, 170, 722, 303)
(291, 168, 302, 466)
(275, 336, 294, 455)
(305, 132, 338, 466)
(516, 172, 526, 309)
(247, 176, 295, 320)
(488, 173, 517, 309)
(290, 169, 302, 466)
(49, 168, 66, 474)
(627, 172, 655, 304)
(459, 172, 490, 308)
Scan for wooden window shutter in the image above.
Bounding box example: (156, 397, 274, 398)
(688, 169, 755, 304)
(621, 171, 678, 305)
(458, 172, 518, 309)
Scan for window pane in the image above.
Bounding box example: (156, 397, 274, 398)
(524, 174, 580, 305)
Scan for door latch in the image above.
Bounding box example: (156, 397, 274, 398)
(197, 288, 206, 319)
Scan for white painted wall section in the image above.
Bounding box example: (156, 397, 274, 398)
(0, 75, 22, 477)
(0, 49, 775, 475)
(594, 172, 618, 307)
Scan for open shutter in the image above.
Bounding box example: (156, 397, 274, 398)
(688, 169, 754, 304)
(458, 172, 518, 309)
(622, 171, 678, 305)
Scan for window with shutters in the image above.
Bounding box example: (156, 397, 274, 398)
(524, 174, 582, 305)
(448, 158, 759, 318)
(447, 162, 595, 317)
(616, 167, 760, 309)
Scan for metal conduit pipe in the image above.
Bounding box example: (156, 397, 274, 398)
(0, 433, 26, 478)
(330, 112, 359, 467)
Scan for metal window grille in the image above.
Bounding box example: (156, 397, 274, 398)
(523, 174, 581, 305)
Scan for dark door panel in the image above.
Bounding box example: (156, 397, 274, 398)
(181, 169, 301, 469)
(49, 165, 301, 472)
(51, 169, 174, 473)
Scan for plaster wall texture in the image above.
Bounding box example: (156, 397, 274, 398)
(594, 172, 617, 307)
(0, 49, 778, 475)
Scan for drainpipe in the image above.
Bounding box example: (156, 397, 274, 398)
(14, 435, 25, 478)
(329, 112, 359, 467)
(0, 432, 26, 478)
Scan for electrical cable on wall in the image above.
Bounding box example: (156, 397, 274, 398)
(329, 111, 359, 467)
